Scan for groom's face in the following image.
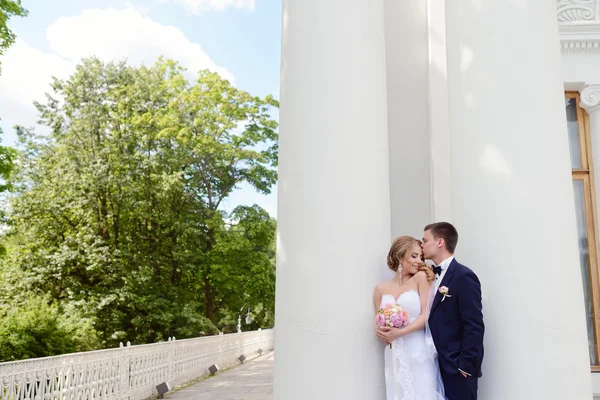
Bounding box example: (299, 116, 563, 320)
(421, 230, 438, 260)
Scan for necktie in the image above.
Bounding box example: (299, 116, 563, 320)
(433, 265, 442, 277)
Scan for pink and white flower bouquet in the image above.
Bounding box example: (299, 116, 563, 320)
(376, 303, 410, 348)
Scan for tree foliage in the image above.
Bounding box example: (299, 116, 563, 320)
(0, 58, 278, 357)
(0, 0, 24, 225)
(0, 296, 100, 361)
(0, 0, 28, 73)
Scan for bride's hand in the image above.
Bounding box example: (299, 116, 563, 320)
(376, 326, 403, 343)
(375, 326, 388, 344)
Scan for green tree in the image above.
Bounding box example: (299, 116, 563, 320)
(0, 295, 100, 361)
(0, 0, 25, 222)
(211, 205, 277, 331)
(171, 69, 278, 322)
(0, 0, 28, 73)
(3, 57, 278, 350)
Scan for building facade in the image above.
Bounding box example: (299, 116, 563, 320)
(274, 1, 600, 399)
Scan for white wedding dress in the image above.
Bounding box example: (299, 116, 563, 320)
(381, 290, 446, 400)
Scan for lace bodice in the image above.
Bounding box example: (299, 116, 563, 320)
(380, 290, 421, 324)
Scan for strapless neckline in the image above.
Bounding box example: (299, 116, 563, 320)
(380, 290, 421, 324)
(382, 289, 418, 302)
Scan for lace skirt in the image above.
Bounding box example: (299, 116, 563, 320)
(384, 330, 446, 400)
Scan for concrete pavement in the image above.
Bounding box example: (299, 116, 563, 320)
(165, 351, 274, 400)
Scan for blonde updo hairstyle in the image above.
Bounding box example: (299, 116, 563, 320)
(387, 235, 435, 282)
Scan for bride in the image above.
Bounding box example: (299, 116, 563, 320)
(374, 236, 445, 400)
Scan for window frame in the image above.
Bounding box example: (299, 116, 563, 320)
(566, 91, 600, 371)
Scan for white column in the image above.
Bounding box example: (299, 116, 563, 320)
(384, 0, 432, 237)
(427, 0, 453, 222)
(443, 2, 593, 399)
(274, 1, 390, 399)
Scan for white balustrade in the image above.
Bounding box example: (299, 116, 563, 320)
(0, 329, 273, 400)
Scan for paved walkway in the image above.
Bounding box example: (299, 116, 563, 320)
(166, 352, 274, 400)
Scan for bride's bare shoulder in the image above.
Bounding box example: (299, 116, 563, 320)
(374, 280, 393, 294)
(413, 270, 428, 282)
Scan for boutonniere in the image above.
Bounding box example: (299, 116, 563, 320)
(439, 286, 452, 302)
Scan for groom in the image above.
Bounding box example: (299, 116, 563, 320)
(422, 222, 484, 400)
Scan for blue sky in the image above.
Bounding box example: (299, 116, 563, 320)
(0, 0, 281, 216)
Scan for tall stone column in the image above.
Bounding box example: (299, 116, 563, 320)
(442, 1, 593, 399)
(273, 1, 391, 399)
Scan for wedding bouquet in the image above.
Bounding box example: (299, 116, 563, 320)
(376, 303, 410, 348)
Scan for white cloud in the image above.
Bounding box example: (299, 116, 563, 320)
(46, 7, 234, 82)
(0, 6, 234, 131)
(156, 0, 255, 14)
(0, 40, 72, 130)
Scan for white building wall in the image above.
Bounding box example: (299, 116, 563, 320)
(558, 5, 600, 399)
(274, 2, 600, 399)
(436, 0, 593, 398)
(561, 54, 600, 399)
(562, 53, 600, 89)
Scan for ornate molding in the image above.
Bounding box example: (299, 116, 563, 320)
(561, 39, 600, 52)
(558, 1, 600, 53)
(557, 0, 600, 23)
(580, 85, 600, 112)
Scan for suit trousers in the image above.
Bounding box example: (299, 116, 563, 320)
(441, 370, 478, 400)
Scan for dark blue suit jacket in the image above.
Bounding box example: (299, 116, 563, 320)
(428, 259, 484, 378)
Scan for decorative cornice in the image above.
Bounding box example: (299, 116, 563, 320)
(561, 41, 600, 52)
(558, 1, 600, 53)
(557, 0, 600, 23)
(579, 85, 600, 112)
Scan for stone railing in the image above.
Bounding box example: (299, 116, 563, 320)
(0, 329, 273, 400)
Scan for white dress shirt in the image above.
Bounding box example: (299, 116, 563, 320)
(434, 255, 454, 292)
